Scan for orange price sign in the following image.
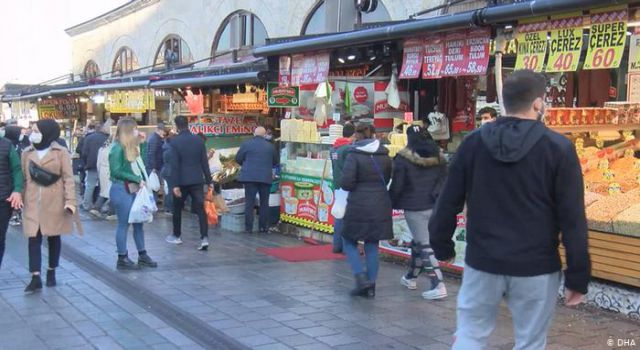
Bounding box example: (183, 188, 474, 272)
(584, 6, 627, 70)
(514, 18, 548, 72)
(546, 13, 583, 72)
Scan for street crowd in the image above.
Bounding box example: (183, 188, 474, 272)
(0, 70, 591, 349)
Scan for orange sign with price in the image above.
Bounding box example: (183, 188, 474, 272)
(584, 6, 627, 70)
(546, 13, 583, 72)
(515, 18, 548, 72)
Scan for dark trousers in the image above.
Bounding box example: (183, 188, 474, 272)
(28, 231, 61, 273)
(244, 182, 270, 232)
(173, 184, 208, 239)
(0, 201, 12, 268)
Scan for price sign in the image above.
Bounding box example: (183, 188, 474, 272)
(404, 112, 414, 123)
(399, 38, 424, 79)
(584, 6, 627, 70)
(514, 18, 548, 72)
(465, 28, 490, 75)
(422, 35, 444, 79)
(290, 54, 304, 86)
(546, 13, 583, 72)
(441, 32, 468, 77)
(628, 33, 640, 72)
(279, 56, 291, 87)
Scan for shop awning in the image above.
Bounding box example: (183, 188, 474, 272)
(254, 0, 631, 56)
(2, 79, 151, 102)
(149, 71, 262, 89)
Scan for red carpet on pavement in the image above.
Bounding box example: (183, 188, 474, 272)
(257, 244, 345, 262)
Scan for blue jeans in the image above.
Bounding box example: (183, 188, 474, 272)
(244, 182, 270, 232)
(342, 238, 379, 282)
(333, 218, 343, 251)
(110, 182, 145, 255)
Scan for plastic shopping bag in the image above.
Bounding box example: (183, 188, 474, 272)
(330, 188, 349, 219)
(163, 180, 169, 195)
(204, 188, 218, 225)
(128, 187, 158, 224)
(148, 172, 161, 192)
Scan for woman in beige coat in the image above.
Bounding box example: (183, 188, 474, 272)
(22, 119, 77, 293)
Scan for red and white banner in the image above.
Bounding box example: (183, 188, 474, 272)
(422, 35, 444, 79)
(441, 31, 468, 77)
(399, 38, 425, 79)
(373, 81, 410, 129)
(278, 56, 291, 87)
(290, 53, 331, 86)
(465, 28, 490, 75)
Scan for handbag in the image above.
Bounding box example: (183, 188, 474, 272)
(29, 160, 61, 187)
(331, 188, 349, 219)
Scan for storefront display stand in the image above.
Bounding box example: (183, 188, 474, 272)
(551, 124, 640, 133)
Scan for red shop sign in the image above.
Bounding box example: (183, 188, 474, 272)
(279, 56, 292, 87)
(423, 35, 444, 79)
(290, 54, 304, 86)
(465, 28, 490, 75)
(441, 31, 468, 77)
(399, 38, 425, 79)
(290, 53, 330, 86)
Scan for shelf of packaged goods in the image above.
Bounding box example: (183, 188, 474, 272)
(549, 124, 640, 133)
(559, 230, 640, 288)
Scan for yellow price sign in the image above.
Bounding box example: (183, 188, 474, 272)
(515, 18, 548, 72)
(546, 13, 583, 72)
(584, 6, 627, 70)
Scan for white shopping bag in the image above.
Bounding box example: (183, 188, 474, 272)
(128, 187, 158, 224)
(148, 172, 161, 192)
(330, 188, 349, 219)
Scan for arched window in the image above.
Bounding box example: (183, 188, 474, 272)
(112, 47, 139, 77)
(83, 60, 100, 80)
(153, 35, 194, 70)
(211, 11, 268, 62)
(302, 0, 391, 35)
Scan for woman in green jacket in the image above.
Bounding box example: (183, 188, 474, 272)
(109, 118, 157, 270)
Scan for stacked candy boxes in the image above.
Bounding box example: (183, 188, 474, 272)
(604, 102, 640, 125)
(545, 108, 618, 126)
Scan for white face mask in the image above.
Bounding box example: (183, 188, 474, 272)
(29, 132, 43, 144)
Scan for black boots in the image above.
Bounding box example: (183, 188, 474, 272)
(117, 255, 140, 270)
(350, 273, 374, 298)
(46, 269, 56, 287)
(137, 252, 158, 268)
(24, 274, 42, 293)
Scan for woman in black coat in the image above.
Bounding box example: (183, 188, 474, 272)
(389, 125, 448, 300)
(340, 124, 393, 297)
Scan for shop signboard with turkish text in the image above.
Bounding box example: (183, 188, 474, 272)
(546, 13, 583, 72)
(584, 6, 627, 70)
(441, 31, 468, 77)
(514, 18, 548, 72)
(628, 31, 640, 72)
(373, 80, 410, 129)
(291, 53, 331, 86)
(279, 56, 292, 87)
(280, 173, 334, 233)
(465, 28, 491, 75)
(37, 97, 78, 120)
(399, 38, 425, 79)
(267, 83, 300, 108)
(188, 115, 257, 136)
(105, 89, 155, 113)
(423, 35, 444, 79)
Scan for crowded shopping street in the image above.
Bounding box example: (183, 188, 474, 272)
(1, 0, 640, 349)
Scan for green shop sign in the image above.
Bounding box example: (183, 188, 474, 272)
(267, 82, 299, 108)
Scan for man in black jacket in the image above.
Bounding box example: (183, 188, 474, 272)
(429, 70, 590, 349)
(165, 116, 212, 250)
(81, 122, 109, 212)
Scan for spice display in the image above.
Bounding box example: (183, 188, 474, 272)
(612, 204, 640, 238)
(586, 189, 640, 232)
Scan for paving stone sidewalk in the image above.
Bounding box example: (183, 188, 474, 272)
(1, 212, 638, 350)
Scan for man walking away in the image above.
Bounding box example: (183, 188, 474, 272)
(329, 122, 355, 253)
(429, 70, 590, 350)
(0, 132, 24, 268)
(81, 122, 109, 214)
(235, 127, 278, 234)
(76, 125, 94, 197)
(165, 116, 212, 250)
(145, 122, 167, 211)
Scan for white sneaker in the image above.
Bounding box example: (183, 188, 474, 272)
(401, 276, 418, 290)
(198, 237, 209, 251)
(422, 282, 447, 300)
(165, 235, 183, 244)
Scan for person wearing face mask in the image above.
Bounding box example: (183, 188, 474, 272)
(0, 125, 24, 269)
(21, 120, 79, 293)
(429, 70, 589, 349)
(477, 106, 498, 126)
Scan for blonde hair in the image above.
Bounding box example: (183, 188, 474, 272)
(115, 118, 140, 162)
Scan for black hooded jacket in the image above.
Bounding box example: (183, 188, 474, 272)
(429, 117, 591, 294)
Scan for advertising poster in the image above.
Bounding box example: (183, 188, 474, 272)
(291, 53, 331, 86)
(280, 173, 335, 233)
(105, 89, 155, 113)
(514, 18, 548, 72)
(279, 55, 292, 87)
(292, 81, 375, 125)
(267, 82, 300, 108)
(373, 80, 410, 129)
(379, 212, 466, 270)
(465, 28, 491, 75)
(547, 13, 583, 72)
(399, 38, 425, 79)
(422, 35, 444, 79)
(37, 97, 78, 120)
(188, 115, 258, 136)
(441, 31, 468, 77)
(584, 5, 627, 70)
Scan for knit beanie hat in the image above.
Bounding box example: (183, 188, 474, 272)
(34, 119, 61, 150)
(406, 125, 439, 158)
